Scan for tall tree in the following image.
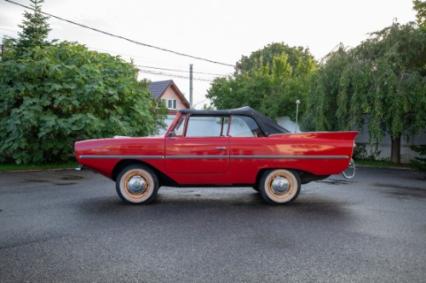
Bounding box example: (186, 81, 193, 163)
(16, 0, 50, 52)
(302, 45, 351, 131)
(305, 23, 426, 164)
(355, 23, 425, 163)
(235, 43, 316, 76)
(413, 0, 426, 28)
(207, 43, 317, 120)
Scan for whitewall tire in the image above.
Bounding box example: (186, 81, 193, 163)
(115, 165, 159, 204)
(259, 169, 301, 204)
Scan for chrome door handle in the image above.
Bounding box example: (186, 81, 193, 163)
(215, 146, 226, 150)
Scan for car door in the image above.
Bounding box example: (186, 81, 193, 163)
(165, 115, 230, 174)
(228, 115, 273, 184)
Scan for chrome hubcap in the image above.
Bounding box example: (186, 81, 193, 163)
(271, 176, 289, 194)
(127, 176, 146, 194)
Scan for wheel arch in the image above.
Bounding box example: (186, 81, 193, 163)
(112, 159, 177, 186)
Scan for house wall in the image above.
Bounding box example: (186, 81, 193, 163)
(161, 86, 187, 110)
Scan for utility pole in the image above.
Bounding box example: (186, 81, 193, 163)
(295, 99, 300, 133)
(189, 64, 193, 108)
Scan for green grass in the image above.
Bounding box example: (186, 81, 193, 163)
(0, 161, 78, 172)
(355, 159, 411, 169)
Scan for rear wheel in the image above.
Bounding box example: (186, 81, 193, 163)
(115, 164, 159, 204)
(259, 169, 301, 204)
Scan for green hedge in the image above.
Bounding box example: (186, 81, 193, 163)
(0, 42, 165, 164)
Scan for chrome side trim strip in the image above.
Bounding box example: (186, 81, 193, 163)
(79, 154, 349, 160)
(79, 155, 164, 159)
(167, 155, 229, 159)
(231, 155, 348, 160)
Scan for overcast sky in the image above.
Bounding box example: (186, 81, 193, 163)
(0, 0, 417, 108)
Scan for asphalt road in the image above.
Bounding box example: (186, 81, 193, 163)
(0, 167, 425, 282)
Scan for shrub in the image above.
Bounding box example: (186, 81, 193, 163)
(0, 42, 165, 164)
(410, 145, 426, 171)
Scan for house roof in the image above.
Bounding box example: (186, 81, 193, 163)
(149, 80, 173, 98)
(148, 80, 190, 108)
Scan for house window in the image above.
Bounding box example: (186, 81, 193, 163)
(167, 99, 177, 109)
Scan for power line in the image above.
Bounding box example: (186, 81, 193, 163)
(136, 64, 228, 77)
(192, 98, 210, 107)
(138, 68, 214, 82)
(76, 46, 231, 76)
(85, 46, 231, 76)
(4, 0, 235, 67)
(0, 31, 224, 81)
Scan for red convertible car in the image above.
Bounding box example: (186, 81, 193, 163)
(75, 107, 357, 205)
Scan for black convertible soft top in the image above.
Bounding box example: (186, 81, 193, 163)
(179, 106, 288, 136)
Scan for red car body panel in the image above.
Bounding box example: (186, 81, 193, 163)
(75, 110, 357, 186)
(75, 137, 166, 178)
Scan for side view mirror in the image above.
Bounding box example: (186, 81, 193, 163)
(167, 131, 176, 137)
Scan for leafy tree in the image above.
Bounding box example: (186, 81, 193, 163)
(0, 0, 165, 164)
(302, 45, 351, 131)
(345, 23, 425, 164)
(305, 23, 426, 164)
(413, 0, 426, 28)
(235, 43, 316, 76)
(207, 43, 317, 120)
(0, 42, 165, 164)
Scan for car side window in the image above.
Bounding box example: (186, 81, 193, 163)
(222, 117, 230, 136)
(229, 115, 261, 137)
(173, 116, 186, 136)
(186, 116, 224, 137)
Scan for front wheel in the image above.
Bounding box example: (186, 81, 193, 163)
(115, 164, 159, 204)
(258, 169, 301, 204)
